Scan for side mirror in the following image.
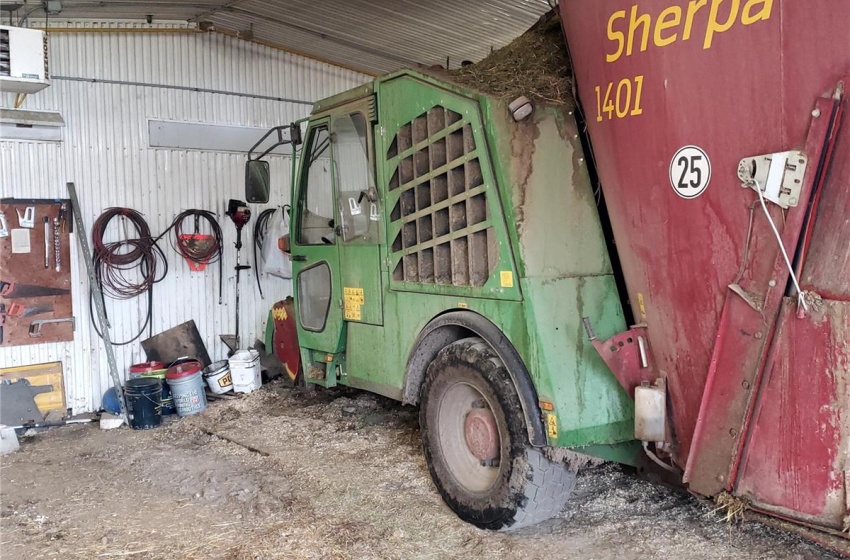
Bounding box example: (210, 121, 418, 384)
(245, 160, 270, 204)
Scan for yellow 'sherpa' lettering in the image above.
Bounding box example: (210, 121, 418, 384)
(606, 0, 773, 63)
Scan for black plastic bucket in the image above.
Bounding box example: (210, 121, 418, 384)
(124, 377, 162, 430)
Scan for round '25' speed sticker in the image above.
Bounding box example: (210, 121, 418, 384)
(669, 145, 711, 199)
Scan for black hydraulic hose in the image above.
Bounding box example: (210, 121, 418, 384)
(253, 208, 277, 299)
(91, 208, 167, 345)
(157, 209, 224, 304)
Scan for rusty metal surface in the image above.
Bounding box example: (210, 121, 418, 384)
(271, 299, 301, 381)
(559, 0, 850, 530)
(684, 95, 839, 493)
(586, 324, 654, 398)
(736, 299, 849, 529)
(733, 91, 850, 529)
(801, 97, 850, 300)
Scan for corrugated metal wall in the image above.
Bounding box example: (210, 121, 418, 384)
(0, 22, 368, 412)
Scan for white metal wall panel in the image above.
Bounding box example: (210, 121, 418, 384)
(0, 24, 368, 413)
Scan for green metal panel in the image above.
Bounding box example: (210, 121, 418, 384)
(291, 119, 346, 355)
(343, 292, 530, 398)
(312, 83, 374, 116)
(331, 99, 385, 328)
(376, 73, 521, 301)
(338, 244, 383, 325)
(520, 275, 633, 446)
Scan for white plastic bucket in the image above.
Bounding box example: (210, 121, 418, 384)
(228, 349, 261, 393)
(202, 360, 233, 394)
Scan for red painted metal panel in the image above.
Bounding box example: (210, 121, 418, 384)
(801, 98, 850, 300)
(272, 299, 301, 381)
(736, 299, 848, 528)
(685, 99, 837, 494)
(559, 0, 850, 530)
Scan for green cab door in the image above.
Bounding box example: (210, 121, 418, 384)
(331, 110, 383, 327)
(291, 103, 384, 363)
(291, 120, 345, 354)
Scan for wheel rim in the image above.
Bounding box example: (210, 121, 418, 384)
(436, 380, 503, 493)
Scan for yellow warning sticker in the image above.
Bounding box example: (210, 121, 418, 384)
(457, 302, 468, 309)
(500, 270, 514, 288)
(343, 287, 365, 321)
(546, 413, 558, 438)
(272, 306, 288, 321)
(637, 292, 647, 321)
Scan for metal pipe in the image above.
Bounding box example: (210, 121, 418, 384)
(51, 75, 314, 105)
(33, 27, 200, 34)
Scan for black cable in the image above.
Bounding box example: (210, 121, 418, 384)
(160, 209, 224, 304)
(90, 208, 167, 345)
(253, 208, 277, 299)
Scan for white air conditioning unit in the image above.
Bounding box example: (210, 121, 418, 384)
(0, 25, 50, 94)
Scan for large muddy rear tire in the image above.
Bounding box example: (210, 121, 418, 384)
(419, 337, 576, 530)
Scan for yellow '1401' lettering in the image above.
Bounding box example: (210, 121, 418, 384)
(595, 75, 644, 121)
(606, 0, 773, 63)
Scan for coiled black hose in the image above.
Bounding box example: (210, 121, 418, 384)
(163, 209, 224, 303)
(91, 208, 167, 344)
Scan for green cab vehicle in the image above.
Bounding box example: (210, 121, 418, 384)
(247, 69, 637, 530)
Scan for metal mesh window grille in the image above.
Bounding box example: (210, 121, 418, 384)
(387, 106, 497, 287)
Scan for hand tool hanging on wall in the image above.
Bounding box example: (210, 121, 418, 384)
(16, 206, 35, 228)
(43, 216, 50, 268)
(53, 216, 61, 272)
(91, 207, 167, 345)
(6, 302, 53, 318)
(221, 199, 251, 356)
(0, 281, 70, 298)
(252, 207, 276, 299)
(29, 317, 76, 337)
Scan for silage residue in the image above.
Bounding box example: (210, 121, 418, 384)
(448, 10, 573, 106)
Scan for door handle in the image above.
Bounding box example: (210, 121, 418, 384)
(291, 255, 307, 262)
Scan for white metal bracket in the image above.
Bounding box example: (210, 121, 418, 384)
(737, 150, 808, 208)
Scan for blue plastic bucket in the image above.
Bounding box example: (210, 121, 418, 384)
(124, 377, 162, 430)
(165, 361, 207, 417)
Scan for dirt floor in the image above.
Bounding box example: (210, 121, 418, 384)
(0, 381, 841, 560)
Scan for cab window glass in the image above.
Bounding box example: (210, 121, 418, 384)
(333, 113, 379, 244)
(298, 126, 335, 245)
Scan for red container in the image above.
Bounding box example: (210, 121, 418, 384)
(165, 361, 203, 380)
(560, 0, 849, 540)
(128, 361, 166, 376)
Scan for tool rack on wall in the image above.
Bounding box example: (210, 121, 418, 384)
(0, 198, 74, 347)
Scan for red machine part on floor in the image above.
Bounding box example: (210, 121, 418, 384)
(560, 0, 849, 538)
(272, 298, 301, 381)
